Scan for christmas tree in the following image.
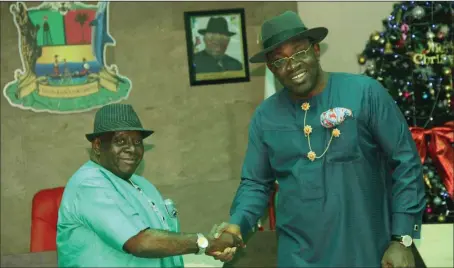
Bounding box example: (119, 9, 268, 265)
(358, 1, 454, 223)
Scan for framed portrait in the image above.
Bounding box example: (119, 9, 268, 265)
(184, 8, 250, 86)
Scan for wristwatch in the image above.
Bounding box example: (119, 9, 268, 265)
(391, 235, 413, 247)
(196, 233, 209, 255)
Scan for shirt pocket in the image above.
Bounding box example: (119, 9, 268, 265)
(326, 116, 363, 163)
(163, 199, 180, 232)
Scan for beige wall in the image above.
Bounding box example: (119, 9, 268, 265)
(298, 1, 396, 74)
(0, 1, 297, 255)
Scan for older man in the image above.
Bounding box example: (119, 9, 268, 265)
(57, 104, 241, 267)
(213, 11, 426, 267)
(194, 17, 243, 74)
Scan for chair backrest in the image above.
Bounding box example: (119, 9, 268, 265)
(267, 182, 279, 230)
(30, 187, 65, 252)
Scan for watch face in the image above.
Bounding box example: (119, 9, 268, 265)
(197, 236, 209, 248)
(402, 235, 413, 247)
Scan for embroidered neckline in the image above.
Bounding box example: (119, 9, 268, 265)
(301, 102, 341, 161)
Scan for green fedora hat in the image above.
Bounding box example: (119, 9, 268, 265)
(86, 103, 154, 142)
(250, 11, 328, 63)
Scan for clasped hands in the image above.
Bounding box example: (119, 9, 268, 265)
(204, 222, 244, 263)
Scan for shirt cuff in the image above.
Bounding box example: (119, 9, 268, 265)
(392, 213, 416, 237)
(229, 213, 251, 238)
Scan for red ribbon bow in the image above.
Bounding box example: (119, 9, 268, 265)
(410, 121, 454, 197)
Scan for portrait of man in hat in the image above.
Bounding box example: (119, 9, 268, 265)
(209, 11, 426, 268)
(56, 104, 243, 267)
(193, 16, 243, 74)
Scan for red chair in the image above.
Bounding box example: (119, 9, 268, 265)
(257, 182, 279, 231)
(30, 187, 65, 252)
(268, 182, 279, 230)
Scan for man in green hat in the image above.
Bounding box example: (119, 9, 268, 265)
(57, 103, 243, 267)
(211, 11, 425, 267)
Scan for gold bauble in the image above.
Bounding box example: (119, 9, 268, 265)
(445, 85, 453, 91)
(358, 55, 367, 65)
(370, 31, 380, 42)
(443, 67, 452, 76)
(430, 89, 435, 95)
(446, 93, 451, 98)
(438, 215, 446, 222)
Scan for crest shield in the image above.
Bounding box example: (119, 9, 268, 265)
(3, 1, 132, 113)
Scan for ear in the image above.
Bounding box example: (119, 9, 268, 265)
(266, 62, 273, 70)
(313, 43, 321, 59)
(92, 138, 101, 155)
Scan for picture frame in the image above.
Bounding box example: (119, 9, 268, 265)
(184, 8, 250, 86)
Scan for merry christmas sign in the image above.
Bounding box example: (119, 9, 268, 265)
(3, 1, 132, 113)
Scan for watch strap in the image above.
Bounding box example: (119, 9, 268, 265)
(391, 235, 403, 242)
(391, 235, 413, 247)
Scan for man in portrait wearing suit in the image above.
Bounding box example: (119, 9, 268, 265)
(194, 17, 243, 74)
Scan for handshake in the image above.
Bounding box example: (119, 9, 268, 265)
(203, 222, 245, 263)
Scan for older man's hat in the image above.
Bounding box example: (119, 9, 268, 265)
(86, 103, 154, 142)
(198, 17, 236, 36)
(250, 11, 328, 63)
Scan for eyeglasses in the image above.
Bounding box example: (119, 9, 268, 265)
(270, 44, 312, 69)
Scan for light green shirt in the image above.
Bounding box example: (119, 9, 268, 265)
(57, 161, 184, 267)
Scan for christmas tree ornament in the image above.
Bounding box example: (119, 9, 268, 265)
(433, 196, 442, 205)
(411, 6, 425, 19)
(395, 8, 403, 24)
(426, 30, 435, 40)
(389, 34, 399, 41)
(384, 40, 394, 54)
(438, 214, 446, 222)
(358, 55, 366, 65)
(395, 39, 405, 49)
(438, 24, 449, 39)
(424, 175, 432, 188)
(366, 61, 375, 70)
(400, 23, 409, 40)
(367, 69, 376, 76)
(445, 85, 452, 91)
(370, 31, 381, 42)
(439, 55, 449, 64)
(443, 67, 452, 76)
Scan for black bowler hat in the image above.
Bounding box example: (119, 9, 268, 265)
(250, 11, 328, 63)
(198, 17, 236, 36)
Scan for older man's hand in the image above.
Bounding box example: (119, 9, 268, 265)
(205, 222, 244, 263)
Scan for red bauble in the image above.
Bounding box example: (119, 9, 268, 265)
(396, 39, 405, 48)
